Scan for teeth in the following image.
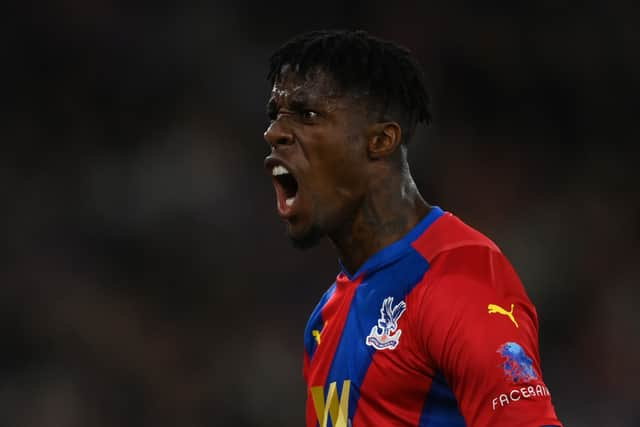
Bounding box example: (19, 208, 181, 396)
(272, 165, 289, 176)
(285, 197, 295, 207)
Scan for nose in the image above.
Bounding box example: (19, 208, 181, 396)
(263, 118, 294, 148)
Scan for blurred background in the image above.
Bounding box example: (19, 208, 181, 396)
(4, 1, 639, 426)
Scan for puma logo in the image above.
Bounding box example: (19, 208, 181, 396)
(487, 303, 519, 328)
(312, 321, 327, 345)
(312, 329, 322, 344)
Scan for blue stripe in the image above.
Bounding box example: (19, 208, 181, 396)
(340, 206, 445, 280)
(325, 250, 430, 424)
(304, 283, 336, 359)
(419, 371, 466, 426)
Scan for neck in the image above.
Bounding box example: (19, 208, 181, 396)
(329, 165, 431, 276)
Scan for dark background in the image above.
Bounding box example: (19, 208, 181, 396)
(4, 1, 639, 426)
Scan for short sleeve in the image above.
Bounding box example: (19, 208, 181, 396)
(420, 245, 562, 427)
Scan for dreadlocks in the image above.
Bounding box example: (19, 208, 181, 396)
(267, 29, 432, 144)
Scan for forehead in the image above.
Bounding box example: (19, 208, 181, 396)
(269, 66, 342, 104)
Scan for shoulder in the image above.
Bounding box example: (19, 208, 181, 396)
(408, 212, 533, 326)
(411, 212, 514, 295)
(412, 211, 501, 265)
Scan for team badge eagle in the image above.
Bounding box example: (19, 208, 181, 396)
(366, 296, 407, 350)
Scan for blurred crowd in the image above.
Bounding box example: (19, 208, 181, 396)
(4, 1, 638, 426)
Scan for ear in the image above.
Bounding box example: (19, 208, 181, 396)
(367, 121, 402, 160)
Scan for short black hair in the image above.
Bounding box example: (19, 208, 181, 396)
(267, 29, 431, 144)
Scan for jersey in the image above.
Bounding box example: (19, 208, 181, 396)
(303, 206, 562, 427)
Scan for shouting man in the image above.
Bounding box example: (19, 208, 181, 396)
(263, 29, 562, 427)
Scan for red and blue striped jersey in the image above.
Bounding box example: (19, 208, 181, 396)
(303, 207, 562, 427)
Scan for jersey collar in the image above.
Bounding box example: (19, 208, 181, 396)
(338, 206, 445, 281)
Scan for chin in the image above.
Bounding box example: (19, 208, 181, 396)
(288, 224, 324, 250)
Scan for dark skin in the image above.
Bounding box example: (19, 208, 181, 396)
(264, 66, 431, 275)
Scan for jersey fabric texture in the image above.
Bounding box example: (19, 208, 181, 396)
(303, 206, 562, 427)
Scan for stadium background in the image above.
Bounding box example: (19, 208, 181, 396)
(4, 1, 638, 426)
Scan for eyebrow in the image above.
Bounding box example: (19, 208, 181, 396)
(288, 96, 312, 112)
(266, 92, 316, 118)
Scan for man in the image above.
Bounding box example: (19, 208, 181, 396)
(263, 30, 562, 427)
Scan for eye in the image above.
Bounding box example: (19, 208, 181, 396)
(302, 110, 319, 120)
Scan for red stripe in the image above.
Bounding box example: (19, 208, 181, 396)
(354, 215, 498, 426)
(354, 278, 434, 426)
(306, 274, 361, 427)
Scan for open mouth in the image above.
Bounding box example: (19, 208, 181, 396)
(271, 164, 299, 214)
